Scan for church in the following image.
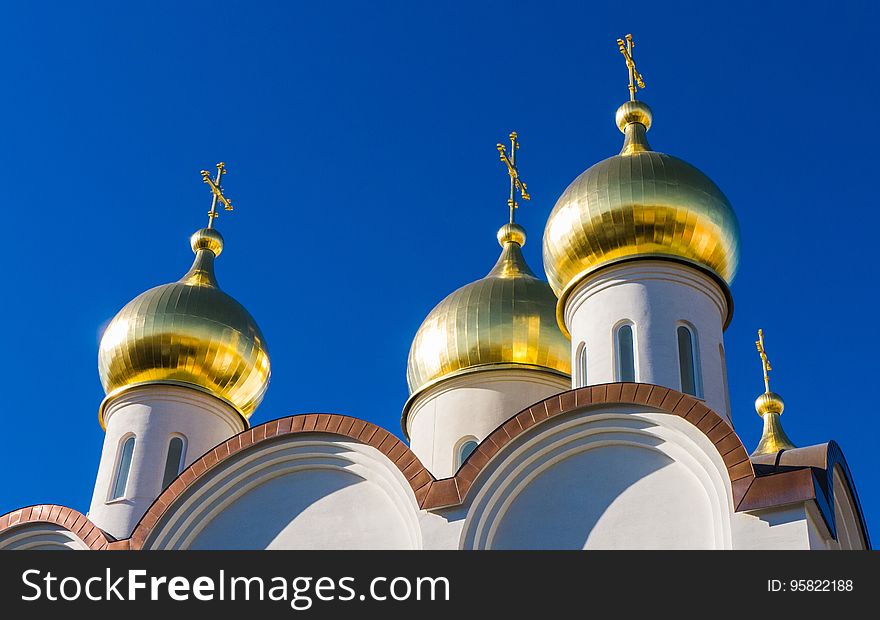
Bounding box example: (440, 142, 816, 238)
(0, 36, 869, 550)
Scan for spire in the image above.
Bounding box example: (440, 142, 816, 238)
(182, 162, 237, 287)
(751, 329, 796, 457)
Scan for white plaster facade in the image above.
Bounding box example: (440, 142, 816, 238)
(0, 385, 868, 550)
(406, 368, 570, 478)
(564, 261, 733, 421)
(109, 403, 864, 550)
(88, 385, 245, 540)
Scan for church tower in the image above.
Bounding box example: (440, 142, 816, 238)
(403, 133, 570, 478)
(89, 164, 271, 539)
(542, 35, 741, 422)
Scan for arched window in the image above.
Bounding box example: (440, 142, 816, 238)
(110, 436, 136, 500)
(677, 325, 703, 397)
(615, 323, 636, 382)
(161, 436, 186, 490)
(577, 344, 588, 387)
(457, 439, 479, 469)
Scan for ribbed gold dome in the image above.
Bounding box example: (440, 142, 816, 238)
(98, 228, 270, 425)
(543, 100, 740, 333)
(406, 223, 571, 401)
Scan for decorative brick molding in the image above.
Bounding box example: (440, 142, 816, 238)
(0, 505, 114, 550)
(452, 383, 755, 508)
(745, 441, 871, 548)
(124, 383, 755, 549)
(3, 383, 866, 550)
(127, 414, 430, 550)
(0, 383, 768, 549)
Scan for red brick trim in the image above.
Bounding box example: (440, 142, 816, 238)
(0, 385, 754, 549)
(128, 414, 429, 550)
(122, 384, 756, 549)
(0, 505, 113, 550)
(456, 383, 755, 507)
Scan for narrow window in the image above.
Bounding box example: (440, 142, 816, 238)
(615, 324, 636, 382)
(578, 344, 588, 387)
(457, 439, 479, 468)
(110, 436, 136, 500)
(161, 436, 186, 490)
(677, 325, 702, 397)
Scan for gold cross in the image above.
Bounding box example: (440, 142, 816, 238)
(200, 162, 234, 229)
(617, 34, 646, 101)
(756, 328, 772, 393)
(496, 132, 531, 224)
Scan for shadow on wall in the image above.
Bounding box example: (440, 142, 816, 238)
(188, 469, 412, 550)
(490, 442, 715, 549)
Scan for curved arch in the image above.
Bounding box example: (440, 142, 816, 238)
(126, 384, 754, 549)
(0, 505, 114, 550)
(130, 414, 433, 549)
(146, 437, 421, 550)
(457, 383, 754, 507)
(461, 412, 734, 549)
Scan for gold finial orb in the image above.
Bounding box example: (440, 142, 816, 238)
(755, 391, 785, 416)
(497, 223, 526, 247)
(190, 227, 224, 256)
(615, 100, 653, 132)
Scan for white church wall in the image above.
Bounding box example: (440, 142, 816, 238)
(0, 524, 90, 551)
(459, 405, 734, 549)
(144, 434, 421, 550)
(730, 468, 867, 550)
(731, 505, 815, 550)
(89, 385, 245, 540)
(407, 369, 570, 478)
(419, 506, 468, 550)
(563, 261, 732, 422)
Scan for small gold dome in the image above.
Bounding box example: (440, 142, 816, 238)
(406, 224, 570, 401)
(751, 391, 795, 456)
(543, 100, 740, 334)
(98, 228, 270, 426)
(755, 391, 785, 416)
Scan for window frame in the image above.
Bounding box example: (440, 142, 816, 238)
(161, 435, 187, 490)
(676, 323, 703, 398)
(613, 321, 637, 383)
(576, 342, 588, 388)
(108, 434, 136, 502)
(455, 437, 479, 470)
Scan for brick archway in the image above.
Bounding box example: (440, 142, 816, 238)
(0, 505, 114, 550)
(126, 383, 754, 549)
(0, 383, 757, 550)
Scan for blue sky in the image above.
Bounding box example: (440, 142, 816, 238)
(0, 1, 876, 541)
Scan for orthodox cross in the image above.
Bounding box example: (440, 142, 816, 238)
(496, 132, 531, 224)
(617, 33, 646, 101)
(200, 162, 234, 229)
(755, 328, 772, 393)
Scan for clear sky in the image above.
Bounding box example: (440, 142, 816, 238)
(0, 1, 876, 541)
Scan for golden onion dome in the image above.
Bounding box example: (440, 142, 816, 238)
(405, 222, 571, 403)
(97, 227, 270, 426)
(543, 100, 741, 334)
